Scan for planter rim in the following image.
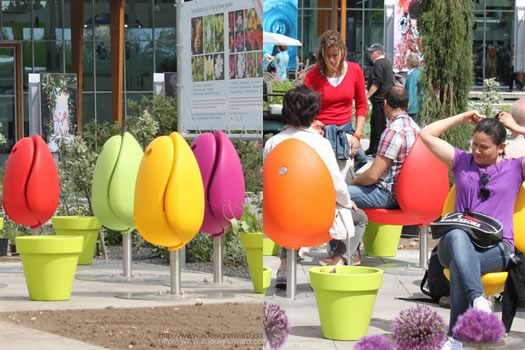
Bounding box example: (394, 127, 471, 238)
(52, 216, 101, 230)
(16, 236, 84, 255)
(239, 231, 263, 249)
(310, 266, 384, 292)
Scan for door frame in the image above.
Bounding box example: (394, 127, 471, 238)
(0, 42, 23, 140)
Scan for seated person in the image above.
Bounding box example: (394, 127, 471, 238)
(349, 86, 420, 208)
(263, 85, 368, 289)
(499, 98, 525, 158)
(420, 112, 520, 350)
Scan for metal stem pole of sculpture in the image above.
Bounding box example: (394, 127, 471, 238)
(122, 232, 132, 278)
(419, 226, 428, 269)
(213, 235, 224, 283)
(170, 250, 182, 295)
(286, 248, 297, 299)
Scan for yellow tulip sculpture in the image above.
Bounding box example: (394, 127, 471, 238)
(134, 132, 205, 251)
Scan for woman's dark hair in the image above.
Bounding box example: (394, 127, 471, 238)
(473, 118, 507, 146)
(282, 85, 320, 128)
(317, 30, 346, 77)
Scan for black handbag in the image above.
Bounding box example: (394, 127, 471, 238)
(430, 210, 503, 248)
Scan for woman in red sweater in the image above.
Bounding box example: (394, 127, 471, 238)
(304, 30, 368, 172)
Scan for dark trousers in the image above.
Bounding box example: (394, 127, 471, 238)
(368, 101, 387, 154)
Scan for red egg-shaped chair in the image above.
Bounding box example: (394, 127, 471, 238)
(3, 134, 60, 229)
(363, 137, 449, 268)
(191, 130, 246, 236)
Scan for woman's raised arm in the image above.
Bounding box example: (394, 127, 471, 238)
(420, 111, 483, 168)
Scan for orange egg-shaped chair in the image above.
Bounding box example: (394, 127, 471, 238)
(264, 138, 335, 250)
(3, 134, 60, 228)
(442, 184, 525, 297)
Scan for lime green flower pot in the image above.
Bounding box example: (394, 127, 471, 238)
(263, 237, 280, 256)
(52, 216, 101, 265)
(310, 266, 384, 340)
(239, 232, 265, 293)
(362, 221, 402, 257)
(262, 267, 272, 294)
(16, 236, 84, 301)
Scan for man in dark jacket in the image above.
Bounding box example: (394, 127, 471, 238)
(366, 43, 394, 156)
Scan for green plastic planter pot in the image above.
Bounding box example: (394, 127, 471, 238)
(52, 216, 101, 265)
(310, 266, 384, 340)
(239, 232, 265, 293)
(16, 236, 84, 301)
(263, 267, 272, 294)
(263, 237, 280, 256)
(362, 221, 402, 257)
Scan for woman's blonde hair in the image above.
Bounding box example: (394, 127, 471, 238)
(317, 30, 347, 77)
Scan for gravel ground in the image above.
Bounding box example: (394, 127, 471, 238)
(96, 245, 251, 280)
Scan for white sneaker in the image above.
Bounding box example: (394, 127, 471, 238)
(473, 295, 492, 313)
(441, 336, 463, 350)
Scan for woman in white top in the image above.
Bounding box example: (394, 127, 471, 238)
(263, 85, 368, 289)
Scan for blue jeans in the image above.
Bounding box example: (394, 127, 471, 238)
(438, 229, 512, 334)
(348, 184, 399, 209)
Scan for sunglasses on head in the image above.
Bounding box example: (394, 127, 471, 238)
(480, 173, 490, 201)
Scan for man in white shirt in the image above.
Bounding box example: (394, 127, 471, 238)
(501, 98, 525, 159)
(264, 85, 368, 289)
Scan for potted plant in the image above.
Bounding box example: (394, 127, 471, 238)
(309, 265, 384, 340)
(52, 136, 102, 265)
(0, 217, 8, 256)
(231, 200, 271, 294)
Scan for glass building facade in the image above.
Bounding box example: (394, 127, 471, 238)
(0, 0, 177, 153)
(297, 0, 520, 87)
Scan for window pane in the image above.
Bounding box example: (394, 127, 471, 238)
(126, 0, 153, 41)
(346, 9, 364, 64)
(156, 41, 176, 72)
(363, 10, 384, 77)
(0, 48, 15, 95)
(83, 93, 95, 123)
(346, 0, 384, 9)
(298, 9, 332, 65)
(486, 0, 514, 11)
(473, 13, 485, 85)
(94, 1, 111, 41)
(34, 41, 64, 73)
(96, 93, 112, 123)
(64, 40, 72, 73)
(303, 0, 332, 9)
(83, 41, 95, 91)
(22, 42, 31, 84)
(95, 41, 112, 91)
(0, 96, 16, 154)
(474, 0, 485, 12)
(1, 0, 31, 40)
(154, 0, 176, 43)
(126, 41, 154, 91)
(485, 11, 514, 85)
(33, 0, 63, 40)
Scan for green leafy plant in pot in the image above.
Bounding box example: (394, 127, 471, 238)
(232, 201, 271, 294)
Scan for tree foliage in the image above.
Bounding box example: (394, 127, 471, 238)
(419, 0, 474, 150)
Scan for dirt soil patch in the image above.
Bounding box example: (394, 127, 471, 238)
(0, 303, 263, 350)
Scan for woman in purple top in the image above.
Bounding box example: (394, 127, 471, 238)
(420, 111, 524, 350)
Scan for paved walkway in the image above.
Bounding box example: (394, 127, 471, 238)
(264, 247, 525, 350)
(0, 259, 262, 349)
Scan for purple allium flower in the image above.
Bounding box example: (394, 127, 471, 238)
(452, 309, 505, 345)
(392, 305, 447, 350)
(354, 335, 393, 350)
(264, 302, 290, 350)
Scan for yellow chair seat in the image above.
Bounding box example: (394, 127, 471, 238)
(443, 268, 508, 296)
